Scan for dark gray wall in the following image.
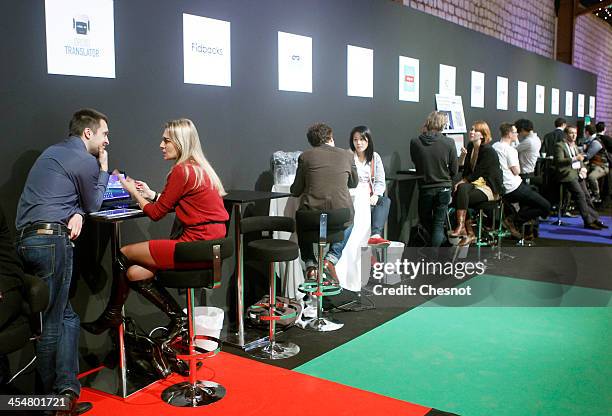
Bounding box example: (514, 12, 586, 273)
(0, 0, 597, 389)
(0, 0, 597, 227)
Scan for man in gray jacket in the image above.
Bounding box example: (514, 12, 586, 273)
(410, 112, 458, 247)
(291, 123, 358, 282)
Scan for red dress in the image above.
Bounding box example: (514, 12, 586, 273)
(143, 163, 229, 269)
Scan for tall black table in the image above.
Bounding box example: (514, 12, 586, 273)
(387, 172, 423, 242)
(222, 190, 291, 350)
(80, 209, 155, 398)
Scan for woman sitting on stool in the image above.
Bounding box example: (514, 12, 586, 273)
(450, 121, 503, 246)
(82, 119, 228, 348)
(349, 125, 391, 246)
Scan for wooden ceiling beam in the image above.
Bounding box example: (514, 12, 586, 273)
(576, 0, 612, 17)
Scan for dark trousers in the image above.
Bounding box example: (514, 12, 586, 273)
(455, 183, 488, 210)
(503, 182, 551, 224)
(16, 233, 80, 395)
(419, 187, 452, 247)
(564, 179, 599, 225)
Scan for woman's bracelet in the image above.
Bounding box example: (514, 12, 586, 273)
(151, 192, 159, 202)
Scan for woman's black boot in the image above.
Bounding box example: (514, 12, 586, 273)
(129, 279, 187, 347)
(81, 253, 131, 334)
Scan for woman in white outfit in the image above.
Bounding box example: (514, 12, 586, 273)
(349, 126, 391, 246)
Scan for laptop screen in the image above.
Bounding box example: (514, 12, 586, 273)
(103, 173, 131, 201)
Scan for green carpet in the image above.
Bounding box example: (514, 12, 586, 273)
(295, 275, 612, 415)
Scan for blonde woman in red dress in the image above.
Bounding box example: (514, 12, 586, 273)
(83, 119, 228, 347)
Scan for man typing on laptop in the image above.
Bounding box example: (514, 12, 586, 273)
(14, 108, 111, 415)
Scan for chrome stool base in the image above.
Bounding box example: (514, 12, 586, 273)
(306, 316, 344, 332)
(162, 380, 226, 407)
(249, 341, 300, 360)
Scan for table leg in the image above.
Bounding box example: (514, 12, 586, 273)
(80, 220, 160, 398)
(223, 202, 269, 350)
(110, 222, 128, 398)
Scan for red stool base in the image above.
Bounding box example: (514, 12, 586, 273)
(161, 380, 226, 407)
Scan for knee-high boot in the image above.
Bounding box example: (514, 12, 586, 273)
(81, 253, 131, 334)
(449, 209, 467, 237)
(459, 218, 477, 246)
(129, 279, 187, 347)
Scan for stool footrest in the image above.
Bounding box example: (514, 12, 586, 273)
(248, 297, 299, 322)
(172, 335, 222, 359)
(298, 282, 342, 296)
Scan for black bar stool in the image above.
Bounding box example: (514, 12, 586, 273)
(157, 237, 233, 408)
(517, 219, 537, 246)
(296, 208, 350, 332)
(241, 216, 300, 359)
(472, 199, 504, 247)
(552, 183, 567, 226)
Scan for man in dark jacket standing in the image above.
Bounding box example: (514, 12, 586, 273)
(410, 112, 458, 247)
(542, 117, 566, 156)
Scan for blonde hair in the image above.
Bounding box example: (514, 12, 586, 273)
(472, 120, 492, 144)
(164, 118, 226, 196)
(423, 111, 448, 132)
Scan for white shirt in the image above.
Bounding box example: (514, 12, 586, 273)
(354, 155, 371, 192)
(493, 141, 522, 194)
(516, 131, 541, 174)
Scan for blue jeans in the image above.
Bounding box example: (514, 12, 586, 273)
(370, 195, 391, 236)
(299, 224, 353, 267)
(16, 233, 80, 395)
(418, 187, 452, 247)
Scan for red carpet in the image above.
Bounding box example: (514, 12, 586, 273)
(80, 352, 431, 415)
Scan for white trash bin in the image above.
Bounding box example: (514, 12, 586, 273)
(383, 241, 405, 285)
(183, 306, 224, 351)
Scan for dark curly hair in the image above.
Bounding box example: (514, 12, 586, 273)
(306, 123, 333, 147)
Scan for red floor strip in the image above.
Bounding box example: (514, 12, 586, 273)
(80, 352, 431, 415)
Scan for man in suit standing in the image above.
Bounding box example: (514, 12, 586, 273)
(542, 117, 567, 156)
(291, 123, 358, 282)
(554, 126, 606, 230)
